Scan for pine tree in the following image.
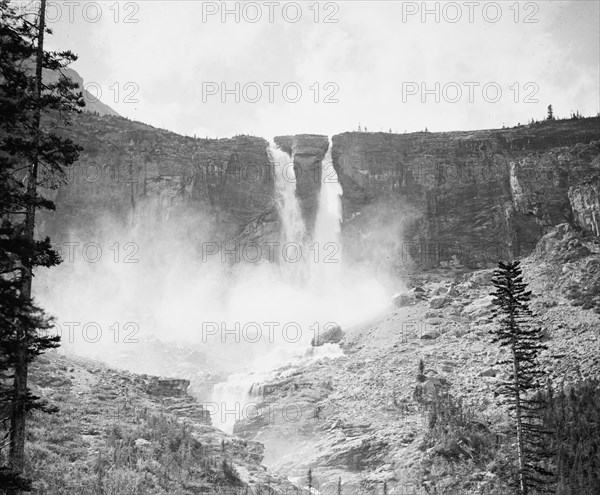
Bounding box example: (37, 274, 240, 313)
(337, 476, 342, 495)
(547, 105, 554, 120)
(307, 468, 312, 493)
(0, 0, 83, 490)
(490, 261, 552, 494)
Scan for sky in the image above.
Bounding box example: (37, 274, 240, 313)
(18, 0, 600, 139)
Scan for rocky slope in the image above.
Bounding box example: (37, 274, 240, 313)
(23, 351, 296, 494)
(231, 223, 600, 494)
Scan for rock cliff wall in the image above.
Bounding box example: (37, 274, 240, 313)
(569, 174, 600, 236)
(44, 114, 599, 274)
(331, 118, 600, 272)
(42, 112, 276, 247)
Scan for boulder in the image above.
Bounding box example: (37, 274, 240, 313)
(411, 287, 428, 300)
(312, 324, 344, 346)
(465, 269, 495, 287)
(420, 329, 440, 340)
(392, 292, 415, 307)
(429, 295, 451, 309)
(448, 304, 463, 316)
(447, 286, 460, 298)
(463, 295, 495, 319)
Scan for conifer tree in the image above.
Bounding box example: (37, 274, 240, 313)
(0, 0, 83, 490)
(490, 261, 551, 494)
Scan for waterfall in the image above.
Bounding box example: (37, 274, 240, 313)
(209, 140, 346, 434)
(209, 371, 260, 434)
(269, 139, 344, 285)
(314, 141, 342, 243)
(210, 344, 344, 433)
(311, 140, 343, 285)
(209, 138, 388, 434)
(270, 143, 306, 249)
(269, 143, 308, 282)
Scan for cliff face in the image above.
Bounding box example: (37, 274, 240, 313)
(44, 114, 599, 273)
(43, 112, 276, 245)
(331, 118, 600, 272)
(569, 175, 600, 236)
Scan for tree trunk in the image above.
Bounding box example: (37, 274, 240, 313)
(507, 277, 528, 495)
(512, 341, 527, 495)
(8, 1, 46, 492)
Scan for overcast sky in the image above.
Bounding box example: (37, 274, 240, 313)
(29, 0, 600, 139)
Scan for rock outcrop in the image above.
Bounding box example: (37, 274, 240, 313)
(274, 134, 329, 235)
(569, 176, 600, 236)
(141, 376, 190, 397)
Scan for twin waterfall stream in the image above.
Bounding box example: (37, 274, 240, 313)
(211, 141, 345, 433)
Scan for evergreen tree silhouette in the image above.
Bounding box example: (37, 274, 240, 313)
(0, 0, 83, 490)
(490, 261, 552, 494)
